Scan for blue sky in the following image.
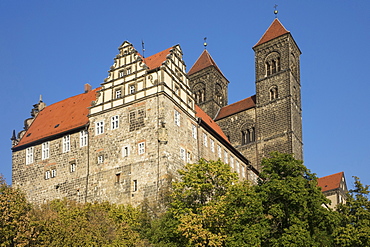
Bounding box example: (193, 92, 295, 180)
(1, 1, 369, 189)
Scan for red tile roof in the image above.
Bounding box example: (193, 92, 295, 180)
(254, 19, 290, 48)
(317, 172, 344, 192)
(195, 105, 229, 143)
(188, 50, 224, 76)
(143, 47, 172, 70)
(215, 95, 256, 121)
(15, 88, 100, 148)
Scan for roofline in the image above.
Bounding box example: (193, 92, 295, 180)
(215, 95, 256, 121)
(197, 116, 259, 175)
(12, 124, 89, 151)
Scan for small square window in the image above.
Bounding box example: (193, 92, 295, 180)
(129, 85, 136, 94)
(98, 155, 104, 164)
(138, 142, 145, 155)
(115, 89, 122, 98)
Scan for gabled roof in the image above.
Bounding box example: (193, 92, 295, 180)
(215, 95, 256, 121)
(317, 172, 345, 193)
(253, 18, 290, 48)
(195, 104, 229, 143)
(15, 88, 100, 148)
(143, 47, 172, 70)
(188, 49, 224, 76)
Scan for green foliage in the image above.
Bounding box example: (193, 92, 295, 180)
(257, 152, 336, 246)
(333, 177, 370, 246)
(0, 174, 33, 247)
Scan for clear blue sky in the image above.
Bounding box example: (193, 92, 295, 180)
(1, 1, 369, 189)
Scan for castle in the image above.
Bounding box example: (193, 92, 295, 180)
(11, 19, 303, 206)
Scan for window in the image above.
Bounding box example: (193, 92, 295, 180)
(129, 108, 145, 131)
(210, 139, 215, 152)
(45, 170, 50, 180)
(224, 151, 228, 164)
(242, 127, 255, 145)
(111, 115, 119, 130)
(80, 130, 88, 147)
(175, 85, 180, 96)
(70, 163, 76, 173)
(138, 142, 145, 155)
(203, 133, 208, 147)
(129, 85, 135, 94)
(133, 180, 138, 192)
(116, 173, 121, 183)
(63, 135, 70, 153)
(98, 155, 104, 164)
(187, 151, 192, 163)
(174, 110, 180, 126)
(126, 67, 132, 75)
(270, 87, 278, 100)
(119, 70, 124, 78)
(192, 124, 197, 139)
(51, 169, 56, 178)
(230, 156, 234, 169)
(180, 147, 186, 161)
(241, 165, 245, 178)
(115, 89, 122, 98)
(95, 121, 104, 135)
(42, 142, 49, 160)
(235, 161, 240, 174)
(122, 146, 130, 157)
(26, 147, 34, 165)
(217, 145, 222, 158)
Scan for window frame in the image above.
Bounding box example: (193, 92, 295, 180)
(26, 147, 34, 165)
(80, 130, 88, 147)
(138, 142, 145, 155)
(95, 121, 104, 135)
(42, 142, 49, 160)
(111, 115, 119, 130)
(62, 135, 70, 153)
(174, 110, 181, 126)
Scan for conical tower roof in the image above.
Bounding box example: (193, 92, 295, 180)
(253, 18, 290, 48)
(188, 49, 224, 76)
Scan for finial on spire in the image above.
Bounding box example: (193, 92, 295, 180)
(274, 4, 278, 18)
(141, 40, 145, 58)
(203, 37, 207, 49)
(39, 94, 43, 102)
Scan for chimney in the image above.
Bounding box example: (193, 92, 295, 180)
(84, 83, 92, 93)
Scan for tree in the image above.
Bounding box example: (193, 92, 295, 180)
(256, 152, 336, 246)
(334, 177, 370, 246)
(0, 174, 33, 247)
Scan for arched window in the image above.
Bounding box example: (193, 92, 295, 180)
(270, 86, 278, 100)
(265, 52, 281, 77)
(242, 127, 255, 145)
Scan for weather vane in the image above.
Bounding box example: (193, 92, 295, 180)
(203, 37, 207, 49)
(141, 40, 145, 58)
(274, 4, 278, 18)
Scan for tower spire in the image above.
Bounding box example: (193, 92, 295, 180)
(274, 4, 278, 18)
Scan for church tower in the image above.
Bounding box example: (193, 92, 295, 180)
(253, 18, 303, 163)
(188, 50, 229, 119)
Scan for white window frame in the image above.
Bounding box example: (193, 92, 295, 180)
(51, 169, 56, 178)
(122, 145, 130, 157)
(115, 89, 122, 98)
(230, 156, 234, 169)
(70, 163, 76, 173)
(180, 147, 186, 161)
(217, 145, 222, 158)
(42, 142, 49, 160)
(111, 115, 119, 130)
(26, 147, 34, 165)
(174, 110, 180, 126)
(224, 151, 228, 164)
(203, 133, 208, 147)
(138, 142, 145, 155)
(192, 124, 197, 139)
(241, 165, 245, 178)
(95, 121, 104, 135)
(62, 135, 70, 153)
(210, 139, 215, 153)
(80, 130, 88, 147)
(236, 161, 240, 174)
(187, 151, 192, 163)
(129, 85, 135, 94)
(45, 170, 50, 180)
(98, 155, 104, 164)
